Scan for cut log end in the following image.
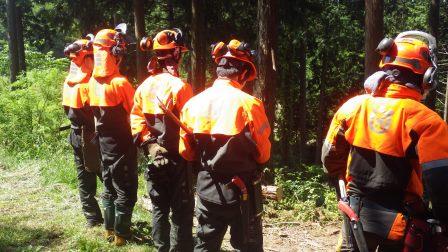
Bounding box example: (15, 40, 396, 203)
(262, 185, 283, 201)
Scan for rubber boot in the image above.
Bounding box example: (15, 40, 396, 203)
(114, 206, 133, 242)
(102, 198, 115, 241)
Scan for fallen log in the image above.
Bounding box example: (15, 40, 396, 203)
(262, 185, 283, 201)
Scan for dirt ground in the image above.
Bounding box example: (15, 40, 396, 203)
(142, 193, 341, 252)
(221, 221, 340, 252)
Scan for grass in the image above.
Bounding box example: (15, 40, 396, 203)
(0, 149, 156, 252)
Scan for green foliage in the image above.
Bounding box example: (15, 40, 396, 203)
(0, 45, 69, 164)
(272, 165, 339, 222)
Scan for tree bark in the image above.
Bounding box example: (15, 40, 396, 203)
(16, 4, 25, 73)
(133, 0, 147, 83)
(78, 0, 97, 35)
(190, 0, 206, 94)
(315, 58, 326, 164)
(167, 0, 174, 27)
(426, 0, 440, 110)
(6, 0, 19, 82)
(297, 38, 307, 164)
(254, 0, 278, 126)
(444, 73, 448, 122)
(364, 0, 384, 79)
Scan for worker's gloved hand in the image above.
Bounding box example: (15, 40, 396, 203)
(147, 143, 169, 168)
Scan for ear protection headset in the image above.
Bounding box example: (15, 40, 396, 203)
(211, 41, 256, 61)
(64, 34, 94, 56)
(111, 23, 128, 56)
(139, 28, 186, 62)
(376, 31, 438, 91)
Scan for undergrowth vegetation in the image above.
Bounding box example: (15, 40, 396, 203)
(268, 165, 339, 222)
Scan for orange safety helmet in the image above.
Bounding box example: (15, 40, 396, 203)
(211, 39, 257, 82)
(140, 28, 188, 52)
(377, 31, 437, 90)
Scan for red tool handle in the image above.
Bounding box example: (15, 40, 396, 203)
(232, 176, 248, 201)
(338, 200, 359, 222)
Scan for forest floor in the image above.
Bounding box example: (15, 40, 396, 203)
(0, 158, 339, 252)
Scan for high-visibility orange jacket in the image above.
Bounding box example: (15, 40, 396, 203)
(62, 57, 94, 130)
(179, 78, 271, 205)
(89, 74, 134, 128)
(323, 84, 448, 200)
(130, 72, 193, 152)
(322, 83, 448, 236)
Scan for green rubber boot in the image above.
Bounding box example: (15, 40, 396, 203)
(114, 206, 133, 240)
(102, 198, 115, 241)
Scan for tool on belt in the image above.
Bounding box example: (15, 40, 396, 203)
(227, 176, 250, 244)
(338, 179, 369, 252)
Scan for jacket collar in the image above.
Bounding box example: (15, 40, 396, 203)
(213, 77, 244, 90)
(384, 83, 422, 101)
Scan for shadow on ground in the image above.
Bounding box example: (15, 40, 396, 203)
(132, 221, 154, 245)
(0, 223, 62, 251)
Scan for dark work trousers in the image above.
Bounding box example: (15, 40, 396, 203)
(337, 220, 403, 252)
(146, 158, 194, 252)
(69, 129, 103, 225)
(100, 136, 138, 238)
(194, 197, 263, 252)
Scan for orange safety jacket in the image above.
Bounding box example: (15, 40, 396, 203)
(322, 83, 448, 239)
(130, 72, 193, 152)
(62, 57, 94, 130)
(179, 78, 271, 205)
(89, 74, 134, 129)
(88, 73, 135, 153)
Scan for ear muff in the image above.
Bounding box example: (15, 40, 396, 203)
(211, 42, 226, 61)
(111, 33, 127, 56)
(237, 41, 250, 53)
(111, 23, 128, 56)
(85, 34, 94, 51)
(422, 67, 437, 90)
(376, 37, 394, 55)
(64, 43, 82, 56)
(140, 37, 153, 52)
(172, 28, 184, 45)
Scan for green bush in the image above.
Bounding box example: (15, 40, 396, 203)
(272, 165, 340, 222)
(0, 46, 73, 186)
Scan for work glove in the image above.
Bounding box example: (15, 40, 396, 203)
(147, 143, 169, 168)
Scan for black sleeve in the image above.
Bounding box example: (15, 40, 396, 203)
(422, 165, 448, 223)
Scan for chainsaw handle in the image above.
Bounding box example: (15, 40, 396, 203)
(338, 200, 360, 222)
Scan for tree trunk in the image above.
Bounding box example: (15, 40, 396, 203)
(6, 0, 19, 82)
(133, 0, 147, 83)
(444, 73, 448, 122)
(16, 4, 25, 72)
(315, 60, 326, 164)
(254, 0, 278, 126)
(190, 0, 206, 94)
(364, 0, 384, 79)
(167, 0, 174, 27)
(297, 38, 307, 164)
(426, 0, 440, 110)
(79, 0, 97, 35)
